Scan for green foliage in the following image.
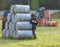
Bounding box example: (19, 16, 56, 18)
(31, 0, 39, 10)
(0, 0, 28, 10)
(0, 0, 60, 10)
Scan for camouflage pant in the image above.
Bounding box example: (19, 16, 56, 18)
(32, 29, 37, 39)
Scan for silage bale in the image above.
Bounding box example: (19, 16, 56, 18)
(2, 29, 6, 37)
(11, 14, 16, 23)
(10, 5, 30, 13)
(5, 30, 10, 38)
(9, 22, 12, 30)
(9, 22, 16, 37)
(15, 13, 31, 22)
(9, 22, 15, 31)
(15, 30, 33, 39)
(5, 22, 9, 30)
(7, 13, 12, 22)
(12, 22, 16, 31)
(10, 5, 14, 13)
(16, 22, 32, 30)
(9, 30, 13, 38)
(12, 31, 16, 38)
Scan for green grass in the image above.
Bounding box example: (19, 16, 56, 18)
(0, 18, 60, 47)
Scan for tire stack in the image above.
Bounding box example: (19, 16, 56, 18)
(2, 5, 33, 39)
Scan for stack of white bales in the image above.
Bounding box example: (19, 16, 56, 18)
(2, 5, 33, 39)
(2, 13, 11, 38)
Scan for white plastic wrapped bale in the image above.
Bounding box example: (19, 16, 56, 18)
(5, 22, 9, 30)
(12, 31, 16, 38)
(11, 5, 30, 13)
(16, 22, 32, 30)
(14, 30, 33, 39)
(9, 30, 13, 38)
(7, 13, 12, 22)
(9, 22, 16, 37)
(9, 22, 15, 31)
(11, 14, 16, 23)
(9, 22, 12, 30)
(2, 29, 6, 37)
(10, 5, 14, 13)
(15, 13, 31, 22)
(5, 30, 10, 38)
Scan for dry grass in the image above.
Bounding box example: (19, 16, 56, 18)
(51, 11, 60, 18)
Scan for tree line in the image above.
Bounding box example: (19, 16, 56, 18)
(0, 0, 60, 11)
(0, 0, 28, 11)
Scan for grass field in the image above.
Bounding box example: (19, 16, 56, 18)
(0, 18, 60, 47)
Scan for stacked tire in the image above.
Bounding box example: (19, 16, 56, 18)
(2, 5, 33, 39)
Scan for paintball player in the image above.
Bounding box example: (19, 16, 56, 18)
(2, 10, 10, 31)
(30, 14, 38, 39)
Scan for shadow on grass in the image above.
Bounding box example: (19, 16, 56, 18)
(0, 36, 35, 44)
(0, 36, 35, 40)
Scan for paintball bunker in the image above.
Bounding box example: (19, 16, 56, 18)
(2, 5, 33, 39)
(36, 7, 58, 27)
